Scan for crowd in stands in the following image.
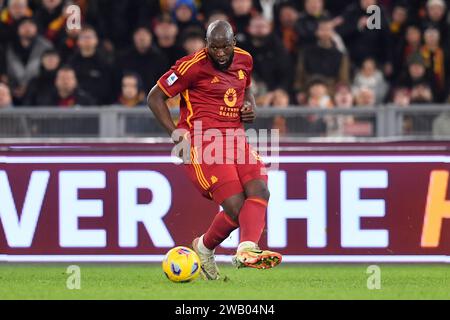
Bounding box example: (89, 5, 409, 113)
(0, 0, 449, 136)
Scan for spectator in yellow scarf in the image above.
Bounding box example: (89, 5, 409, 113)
(420, 27, 447, 101)
(0, 0, 33, 42)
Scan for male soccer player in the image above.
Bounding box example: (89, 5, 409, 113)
(147, 20, 281, 280)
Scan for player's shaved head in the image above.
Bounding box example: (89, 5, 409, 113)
(206, 20, 234, 42)
(206, 20, 236, 71)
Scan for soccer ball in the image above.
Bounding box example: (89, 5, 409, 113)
(162, 246, 201, 283)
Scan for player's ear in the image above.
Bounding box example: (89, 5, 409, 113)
(233, 37, 237, 46)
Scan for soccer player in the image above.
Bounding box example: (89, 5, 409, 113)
(147, 20, 281, 280)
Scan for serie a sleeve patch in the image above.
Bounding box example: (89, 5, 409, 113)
(167, 72, 179, 86)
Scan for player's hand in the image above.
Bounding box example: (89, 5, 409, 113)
(172, 131, 191, 164)
(241, 102, 256, 123)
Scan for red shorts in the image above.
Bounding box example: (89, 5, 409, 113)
(183, 134, 268, 205)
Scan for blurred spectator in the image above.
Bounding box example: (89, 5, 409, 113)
(405, 25, 423, 55)
(394, 25, 423, 75)
(337, 0, 393, 74)
(200, 0, 231, 19)
(173, 0, 202, 30)
(307, 77, 334, 108)
(241, 15, 292, 100)
(256, 88, 290, 107)
(0, 0, 33, 43)
(117, 73, 145, 107)
(295, 0, 330, 47)
(0, 82, 28, 136)
(136, 0, 165, 23)
(231, 0, 259, 43)
(352, 58, 388, 104)
(352, 84, 377, 135)
(275, 2, 300, 60)
(200, 0, 231, 18)
(395, 53, 433, 92)
(433, 96, 450, 136)
(390, 4, 410, 74)
(38, 65, 94, 107)
(34, 0, 65, 43)
(333, 82, 374, 136)
(325, 0, 355, 17)
(354, 86, 376, 106)
(55, 24, 81, 63)
(272, 88, 290, 107)
(257, 86, 291, 136)
(422, 0, 449, 47)
(419, 27, 448, 101)
(390, 3, 409, 39)
(6, 17, 53, 103)
(258, 0, 277, 22)
(294, 20, 350, 99)
(119, 26, 169, 93)
(180, 27, 206, 55)
(118, 71, 154, 135)
(156, 0, 178, 16)
(0, 82, 12, 108)
(204, 10, 230, 29)
(154, 18, 183, 66)
(333, 83, 354, 135)
(266, 73, 295, 137)
(392, 87, 411, 107)
(410, 82, 434, 103)
(68, 26, 115, 105)
(334, 83, 354, 108)
(23, 48, 60, 106)
(271, 115, 288, 137)
(273, 0, 301, 26)
(406, 82, 436, 133)
(296, 77, 331, 136)
(89, 0, 154, 51)
(31, 65, 97, 135)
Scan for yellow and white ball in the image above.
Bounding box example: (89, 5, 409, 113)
(162, 247, 201, 283)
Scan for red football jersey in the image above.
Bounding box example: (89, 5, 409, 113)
(157, 47, 253, 132)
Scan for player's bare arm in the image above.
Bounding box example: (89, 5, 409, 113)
(147, 85, 177, 136)
(241, 88, 257, 123)
(147, 86, 189, 162)
(147, 85, 177, 138)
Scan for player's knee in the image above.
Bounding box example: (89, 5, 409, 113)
(224, 206, 242, 222)
(222, 194, 245, 221)
(258, 186, 270, 202)
(248, 185, 270, 202)
(245, 180, 270, 202)
(265, 188, 271, 201)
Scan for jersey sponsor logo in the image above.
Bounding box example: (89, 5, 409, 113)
(224, 88, 237, 108)
(238, 70, 245, 80)
(167, 72, 178, 86)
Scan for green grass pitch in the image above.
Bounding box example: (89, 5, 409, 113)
(0, 264, 449, 300)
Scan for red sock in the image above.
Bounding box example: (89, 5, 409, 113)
(203, 211, 239, 250)
(239, 197, 268, 244)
